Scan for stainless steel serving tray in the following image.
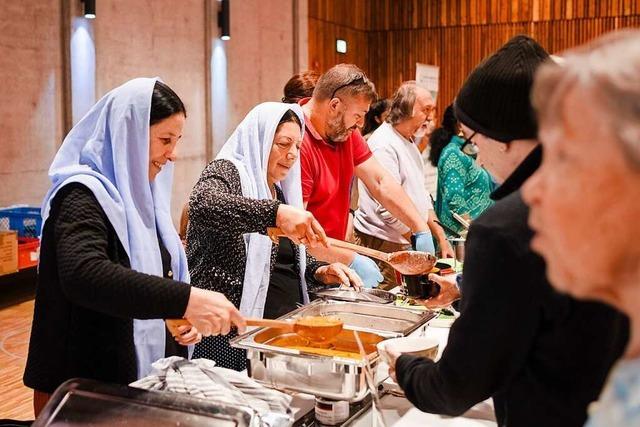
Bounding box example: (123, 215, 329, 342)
(230, 300, 435, 401)
(311, 287, 395, 304)
(33, 378, 271, 427)
(291, 299, 435, 338)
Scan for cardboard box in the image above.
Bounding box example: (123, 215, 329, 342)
(0, 230, 19, 276)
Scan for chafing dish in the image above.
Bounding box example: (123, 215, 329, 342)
(231, 300, 435, 402)
(290, 299, 434, 337)
(311, 287, 395, 304)
(33, 378, 282, 427)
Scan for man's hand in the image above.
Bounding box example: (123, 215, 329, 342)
(314, 263, 364, 291)
(439, 239, 455, 259)
(416, 274, 461, 309)
(350, 254, 383, 288)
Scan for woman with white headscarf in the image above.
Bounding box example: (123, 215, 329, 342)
(187, 102, 362, 371)
(24, 78, 246, 416)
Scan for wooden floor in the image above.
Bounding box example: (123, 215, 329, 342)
(0, 299, 34, 420)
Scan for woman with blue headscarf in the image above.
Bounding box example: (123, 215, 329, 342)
(23, 78, 246, 416)
(187, 102, 362, 371)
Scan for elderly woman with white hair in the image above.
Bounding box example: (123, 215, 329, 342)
(524, 29, 640, 426)
(187, 102, 362, 371)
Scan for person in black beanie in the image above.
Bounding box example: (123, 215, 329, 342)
(387, 35, 629, 427)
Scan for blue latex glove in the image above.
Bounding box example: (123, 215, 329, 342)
(349, 254, 383, 288)
(412, 231, 436, 255)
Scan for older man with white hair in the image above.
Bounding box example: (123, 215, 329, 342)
(354, 81, 452, 289)
(524, 29, 640, 427)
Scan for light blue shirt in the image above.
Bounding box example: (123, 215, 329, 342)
(586, 357, 640, 426)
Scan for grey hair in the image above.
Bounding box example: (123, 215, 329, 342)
(387, 81, 418, 126)
(312, 63, 377, 102)
(532, 29, 640, 169)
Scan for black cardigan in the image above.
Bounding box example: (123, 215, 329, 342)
(187, 159, 325, 371)
(396, 146, 629, 427)
(23, 183, 191, 393)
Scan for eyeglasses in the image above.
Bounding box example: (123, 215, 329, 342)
(461, 132, 479, 157)
(330, 74, 368, 100)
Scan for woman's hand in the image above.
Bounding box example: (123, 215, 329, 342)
(416, 274, 461, 309)
(183, 288, 246, 337)
(387, 347, 402, 383)
(276, 204, 328, 248)
(314, 263, 364, 291)
(167, 322, 203, 346)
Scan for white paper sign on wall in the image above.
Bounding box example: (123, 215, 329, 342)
(416, 63, 440, 103)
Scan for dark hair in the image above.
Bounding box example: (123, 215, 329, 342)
(277, 109, 302, 129)
(150, 81, 186, 126)
(428, 104, 458, 167)
(362, 98, 390, 136)
(282, 70, 320, 103)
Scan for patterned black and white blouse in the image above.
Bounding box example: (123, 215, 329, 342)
(186, 159, 325, 371)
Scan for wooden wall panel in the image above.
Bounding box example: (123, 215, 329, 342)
(362, 0, 639, 30)
(308, 0, 371, 30)
(367, 16, 639, 106)
(309, 0, 639, 114)
(308, 17, 370, 75)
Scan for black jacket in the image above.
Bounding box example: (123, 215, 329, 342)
(24, 184, 190, 393)
(397, 146, 628, 427)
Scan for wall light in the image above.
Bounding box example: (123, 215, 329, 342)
(219, 0, 230, 41)
(82, 0, 96, 19)
(336, 39, 347, 54)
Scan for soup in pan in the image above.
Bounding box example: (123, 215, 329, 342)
(265, 329, 384, 360)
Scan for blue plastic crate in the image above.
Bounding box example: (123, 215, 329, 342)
(0, 206, 42, 238)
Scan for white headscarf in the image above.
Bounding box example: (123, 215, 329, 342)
(41, 77, 189, 379)
(216, 102, 308, 318)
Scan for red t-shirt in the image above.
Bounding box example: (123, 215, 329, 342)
(300, 106, 373, 239)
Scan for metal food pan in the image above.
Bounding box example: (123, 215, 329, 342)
(232, 327, 385, 402)
(288, 300, 434, 338)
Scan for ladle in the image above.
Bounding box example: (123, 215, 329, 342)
(267, 227, 436, 275)
(167, 315, 344, 343)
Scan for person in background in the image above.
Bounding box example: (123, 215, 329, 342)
(347, 97, 392, 241)
(417, 115, 439, 200)
(282, 70, 320, 104)
(188, 102, 361, 371)
(361, 98, 391, 140)
(23, 78, 245, 416)
(354, 81, 453, 289)
(387, 35, 628, 427)
(523, 30, 640, 427)
(345, 98, 391, 242)
(429, 104, 494, 237)
(300, 64, 449, 288)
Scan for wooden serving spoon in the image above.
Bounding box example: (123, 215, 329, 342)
(166, 315, 344, 343)
(267, 227, 436, 275)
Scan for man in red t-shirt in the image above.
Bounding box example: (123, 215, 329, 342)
(300, 64, 449, 287)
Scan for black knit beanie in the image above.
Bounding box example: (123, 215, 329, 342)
(454, 35, 550, 142)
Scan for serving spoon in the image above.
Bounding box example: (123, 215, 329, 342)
(167, 315, 344, 343)
(267, 227, 436, 275)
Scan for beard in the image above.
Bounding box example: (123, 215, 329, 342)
(326, 111, 355, 143)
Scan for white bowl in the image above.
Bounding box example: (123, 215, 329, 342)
(377, 337, 439, 364)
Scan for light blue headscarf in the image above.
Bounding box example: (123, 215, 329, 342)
(216, 102, 308, 319)
(41, 77, 190, 379)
